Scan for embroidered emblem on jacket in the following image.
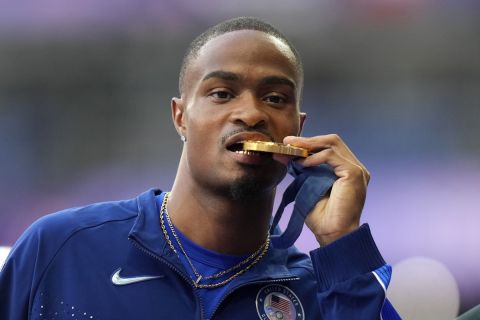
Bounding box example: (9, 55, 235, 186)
(256, 284, 304, 320)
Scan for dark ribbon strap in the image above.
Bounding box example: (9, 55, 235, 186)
(270, 161, 337, 249)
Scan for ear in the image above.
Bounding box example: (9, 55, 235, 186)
(171, 97, 187, 137)
(298, 112, 307, 135)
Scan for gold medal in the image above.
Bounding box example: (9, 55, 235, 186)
(242, 141, 309, 158)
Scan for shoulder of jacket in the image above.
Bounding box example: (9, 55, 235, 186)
(284, 246, 315, 278)
(0, 195, 141, 318)
(15, 196, 139, 257)
(38, 196, 137, 235)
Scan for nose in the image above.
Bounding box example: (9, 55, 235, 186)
(230, 93, 268, 128)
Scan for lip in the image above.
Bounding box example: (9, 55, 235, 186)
(224, 131, 274, 166)
(224, 132, 273, 149)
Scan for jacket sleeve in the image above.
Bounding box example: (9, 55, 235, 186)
(310, 224, 402, 320)
(0, 212, 72, 320)
(0, 224, 41, 319)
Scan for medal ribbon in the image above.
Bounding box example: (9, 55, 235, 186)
(270, 161, 337, 249)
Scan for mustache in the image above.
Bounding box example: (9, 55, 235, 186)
(220, 126, 275, 145)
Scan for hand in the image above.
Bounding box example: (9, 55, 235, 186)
(274, 134, 370, 246)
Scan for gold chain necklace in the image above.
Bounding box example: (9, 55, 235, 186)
(159, 192, 270, 289)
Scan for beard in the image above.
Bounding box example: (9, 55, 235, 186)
(228, 174, 265, 201)
(227, 164, 287, 202)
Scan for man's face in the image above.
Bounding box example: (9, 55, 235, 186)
(173, 30, 304, 199)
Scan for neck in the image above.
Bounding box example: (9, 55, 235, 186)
(168, 165, 275, 256)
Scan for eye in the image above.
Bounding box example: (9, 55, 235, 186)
(208, 90, 234, 102)
(263, 94, 287, 105)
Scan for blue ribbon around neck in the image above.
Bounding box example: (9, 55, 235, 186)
(270, 160, 338, 249)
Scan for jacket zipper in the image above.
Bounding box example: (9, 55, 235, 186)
(209, 276, 300, 319)
(130, 236, 300, 320)
(128, 236, 206, 320)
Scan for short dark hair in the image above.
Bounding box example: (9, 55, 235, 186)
(178, 16, 303, 96)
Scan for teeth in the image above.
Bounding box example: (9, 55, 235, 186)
(234, 150, 259, 155)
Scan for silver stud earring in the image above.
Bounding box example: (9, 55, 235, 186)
(180, 135, 186, 142)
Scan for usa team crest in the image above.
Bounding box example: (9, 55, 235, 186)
(256, 284, 305, 320)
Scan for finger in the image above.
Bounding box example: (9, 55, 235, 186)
(283, 135, 333, 152)
(284, 134, 352, 157)
(285, 135, 369, 178)
(297, 147, 349, 169)
(296, 147, 369, 184)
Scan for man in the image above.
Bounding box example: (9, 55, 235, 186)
(0, 17, 400, 319)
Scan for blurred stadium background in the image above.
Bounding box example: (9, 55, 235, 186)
(1, 0, 479, 317)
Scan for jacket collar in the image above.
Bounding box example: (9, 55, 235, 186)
(129, 189, 299, 282)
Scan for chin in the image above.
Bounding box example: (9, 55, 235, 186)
(227, 166, 286, 201)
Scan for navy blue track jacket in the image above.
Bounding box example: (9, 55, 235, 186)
(0, 189, 401, 319)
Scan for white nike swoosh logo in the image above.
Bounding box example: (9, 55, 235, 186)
(111, 268, 164, 286)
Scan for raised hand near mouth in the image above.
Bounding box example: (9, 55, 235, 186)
(274, 134, 370, 246)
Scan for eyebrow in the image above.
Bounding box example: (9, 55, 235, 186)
(202, 71, 240, 82)
(258, 76, 296, 90)
(202, 71, 296, 90)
